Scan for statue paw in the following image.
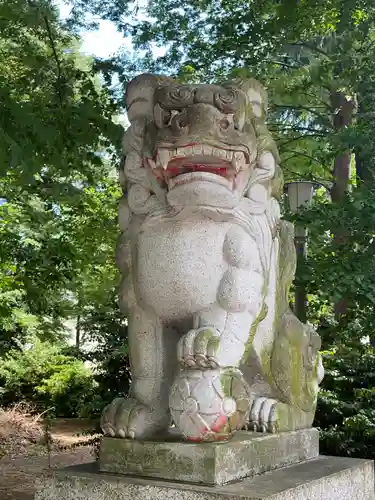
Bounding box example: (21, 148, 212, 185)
(177, 327, 221, 369)
(248, 397, 282, 433)
(100, 397, 170, 439)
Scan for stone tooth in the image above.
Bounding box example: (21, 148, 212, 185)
(177, 148, 185, 157)
(203, 145, 213, 156)
(158, 149, 171, 170)
(226, 151, 234, 161)
(232, 151, 245, 171)
(219, 149, 227, 159)
(231, 154, 239, 171)
(184, 146, 193, 156)
(238, 151, 246, 169)
(213, 148, 221, 157)
(193, 145, 203, 155)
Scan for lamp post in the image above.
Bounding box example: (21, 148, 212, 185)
(284, 181, 316, 323)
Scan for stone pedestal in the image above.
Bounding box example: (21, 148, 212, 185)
(99, 429, 319, 485)
(34, 428, 375, 500)
(35, 456, 374, 500)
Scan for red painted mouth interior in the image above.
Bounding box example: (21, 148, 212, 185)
(167, 163, 230, 179)
(149, 143, 248, 186)
(165, 157, 234, 180)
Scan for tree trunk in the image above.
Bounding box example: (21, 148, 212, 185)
(330, 90, 355, 318)
(355, 93, 375, 184)
(294, 235, 308, 323)
(330, 90, 354, 201)
(75, 314, 81, 350)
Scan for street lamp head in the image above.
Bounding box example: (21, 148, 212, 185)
(284, 181, 316, 213)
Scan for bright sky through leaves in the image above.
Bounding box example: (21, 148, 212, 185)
(56, 0, 126, 58)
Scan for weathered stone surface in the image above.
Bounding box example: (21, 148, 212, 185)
(101, 73, 324, 444)
(99, 428, 319, 485)
(35, 456, 375, 500)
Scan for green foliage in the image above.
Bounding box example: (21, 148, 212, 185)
(72, 288, 131, 417)
(0, 0, 132, 421)
(0, 0, 122, 184)
(0, 174, 122, 351)
(0, 337, 97, 417)
(316, 344, 375, 459)
(286, 184, 375, 324)
(283, 183, 375, 457)
(0, 0, 124, 352)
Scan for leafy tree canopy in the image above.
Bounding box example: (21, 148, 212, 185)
(0, 0, 123, 350)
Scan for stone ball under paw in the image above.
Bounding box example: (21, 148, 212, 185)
(169, 368, 251, 442)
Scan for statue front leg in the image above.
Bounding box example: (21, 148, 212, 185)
(169, 226, 268, 442)
(101, 306, 179, 439)
(170, 305, 259, 442)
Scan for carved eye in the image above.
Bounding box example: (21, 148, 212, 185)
(154, 103, 172, 128)
(220, 118, 231, 130)
(171, 109, 188, 133)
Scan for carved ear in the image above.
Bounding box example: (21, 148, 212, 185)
(246, 81, 268, 119)
(226, 78, 268, 119)
(125, 73, 175, 122)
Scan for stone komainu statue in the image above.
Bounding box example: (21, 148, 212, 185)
(101, 74, 324, 442)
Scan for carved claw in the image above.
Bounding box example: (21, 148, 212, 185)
(248, 397, 279, 433)
(101, 397, 170, 439)
(177, 327, 221, 370)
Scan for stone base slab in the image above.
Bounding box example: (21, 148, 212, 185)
(35, 456, 375, 500)
(99, 428, 319, 485)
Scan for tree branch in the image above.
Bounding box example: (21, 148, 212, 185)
(277, 134, 326, 149)
(263, 59, 302, 70)
(279, 162, 330, 183)
(43, 14, 63, 104)
(282, 150, 329, 169)
(269, 125, 327, 137)
(273, 104, 332, 128)
(300, 91, 331, 109)
(286, 42, 330, 58)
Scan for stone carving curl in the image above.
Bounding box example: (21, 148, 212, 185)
(155, 85, 195, 109)
(214, 88, 241, 114)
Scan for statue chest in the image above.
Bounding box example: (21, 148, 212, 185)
(135, 219, 232, 319)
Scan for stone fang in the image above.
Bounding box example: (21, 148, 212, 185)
(157, 149, 171, 169)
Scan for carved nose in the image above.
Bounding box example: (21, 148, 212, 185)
(185, 104, 223, 136)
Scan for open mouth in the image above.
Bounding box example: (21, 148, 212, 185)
(146, 144, 250, 190)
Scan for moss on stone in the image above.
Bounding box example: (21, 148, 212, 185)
(259, 345, 274, 386)
(197, 328, 220, 355)
(219, 367, 239, 397)
(241, 302, 268, 365)
(98, 429, 320, 486)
